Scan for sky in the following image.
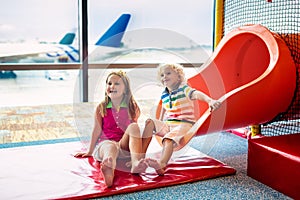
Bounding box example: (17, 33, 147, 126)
(0, 0, 214, 45)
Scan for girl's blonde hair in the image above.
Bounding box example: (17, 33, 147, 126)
(98, 70, 140, 122)
(157, 63, 186, 85)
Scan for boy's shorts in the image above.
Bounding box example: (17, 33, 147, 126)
(150, 118, 193, 150)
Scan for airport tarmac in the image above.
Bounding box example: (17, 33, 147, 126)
(0, 70, 78, 107)
(0, 67, 200, 108)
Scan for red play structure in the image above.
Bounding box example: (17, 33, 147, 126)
(187, 24, 299, 199)
(156, 24, 296, 149)
(213, 1, 300, 198)
(156, 24, 299, 199)
(189, 24, 296, 133)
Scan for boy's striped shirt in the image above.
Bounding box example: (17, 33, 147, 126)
(161, 84, 196, 125)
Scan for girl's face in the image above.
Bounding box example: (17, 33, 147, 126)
(106, 74, 126, 101)
(159, 66, 180, 90)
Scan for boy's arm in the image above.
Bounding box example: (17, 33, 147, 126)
(190, 90, 212, 102)
(159, 108, 166, 121)
(190, 90, 221, 111)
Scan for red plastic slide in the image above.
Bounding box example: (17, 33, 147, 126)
(157, 24, 296, 148)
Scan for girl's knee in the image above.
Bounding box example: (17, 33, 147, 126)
(126, 123, 141, 138)
(99, 141, 119, 158)
(127, 123, 140, 132)
(101, 141, 118, 151)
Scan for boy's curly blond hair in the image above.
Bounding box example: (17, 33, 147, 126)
(157, 63, 186, 85)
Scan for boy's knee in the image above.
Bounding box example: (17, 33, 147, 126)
(145, 119, 154, 127)
(162, 138, 174, 145)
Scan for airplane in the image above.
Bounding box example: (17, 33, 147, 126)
(46, 13, 132, 63)
(0, 30, 76, 78)
(0, 13, 131, 64)
(0, 12, 211, 71)
(0, 31, 76, 63)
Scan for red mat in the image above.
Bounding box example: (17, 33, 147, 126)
(0, 141, 236, 199)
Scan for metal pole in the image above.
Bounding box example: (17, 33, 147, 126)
(79, 0, 88, 102)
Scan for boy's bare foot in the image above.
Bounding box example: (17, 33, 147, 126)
(145, 158, 166, 176)
(131, 159, 147, 174)
(100, 157, 114, 187)
(125, 161, 132, 168)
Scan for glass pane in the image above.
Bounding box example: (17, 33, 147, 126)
(88, 0, 213, 64)
(85, 1, 214, 122)
(0, 69, 79, 107)
(0, 0, 78, 64)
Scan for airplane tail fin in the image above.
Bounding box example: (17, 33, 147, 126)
(59, 32, 76, 45)
(95, 13, 131, 47)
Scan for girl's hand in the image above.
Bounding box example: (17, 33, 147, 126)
(74, 152, 92, 158)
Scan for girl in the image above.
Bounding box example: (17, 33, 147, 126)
(142, 63, 221, 176)
(74, 70, 147, 187)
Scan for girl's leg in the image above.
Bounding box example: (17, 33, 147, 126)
(98, 141, 119, 187)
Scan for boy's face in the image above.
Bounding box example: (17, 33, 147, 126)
(106, 74, 126, 101)
(159, 66, 180, 90)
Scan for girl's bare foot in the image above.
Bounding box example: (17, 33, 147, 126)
(131, 159, 147, 174)
(145, 158, 166, 176)
(100, 157, 114, 187)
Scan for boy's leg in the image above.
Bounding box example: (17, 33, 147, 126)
(147, 123, 192, 175)
(146, 138, 174, 175)
(141, 119, 155, 155)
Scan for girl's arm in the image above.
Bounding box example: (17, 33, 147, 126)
(190, 90, 221, 111)
(74, 108, 102, 157)
(87, 110, 102, 154)
(132, 105, 140, 123)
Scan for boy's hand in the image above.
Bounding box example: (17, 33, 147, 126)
(209, 99, 221, 111)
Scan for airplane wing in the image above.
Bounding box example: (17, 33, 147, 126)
(0, 44, 60, 62)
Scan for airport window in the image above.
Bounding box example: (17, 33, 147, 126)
(0, 0, 213, 107)
(88, 0, 213, 64)
(0, 0, 78, 64)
